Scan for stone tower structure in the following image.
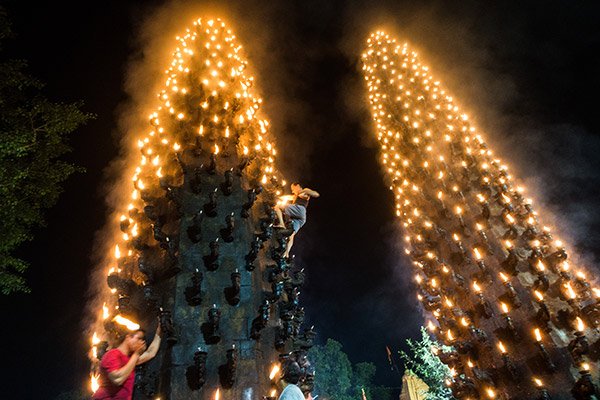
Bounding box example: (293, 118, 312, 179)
(88, 17, 314, 400)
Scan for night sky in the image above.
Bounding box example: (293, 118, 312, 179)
(2, 1, 600, 398)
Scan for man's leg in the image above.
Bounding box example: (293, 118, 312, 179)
(283, 231, 296, 258)
(274, 205, 286, 227)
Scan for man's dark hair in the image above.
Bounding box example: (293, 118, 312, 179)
(291, 182, 302, 187)
(281, 360, 302, 385)
(116, 328, 146, 344)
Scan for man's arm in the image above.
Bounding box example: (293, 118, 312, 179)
(300, 188, 320, 198)
(107, 353, 141, 386)
(138, 329, 161, 365)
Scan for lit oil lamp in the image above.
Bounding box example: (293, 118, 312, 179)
(533, 328, 555, 371)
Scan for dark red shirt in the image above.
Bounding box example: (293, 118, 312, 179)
(92, 349, 135, 400)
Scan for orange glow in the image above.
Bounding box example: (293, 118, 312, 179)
(269, 364, 280, 380)
(113, 315, 140, 331)
(576, 317, 585, 332)
(534, 328, 542, 342)
(91, 374, 100, 393)
(497, 341, 507, 354)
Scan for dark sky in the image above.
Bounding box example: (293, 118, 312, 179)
(1, 1, 600, 398)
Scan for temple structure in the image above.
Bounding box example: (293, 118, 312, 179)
(362, 31, 599, 399)
(88, 18, 314, 400)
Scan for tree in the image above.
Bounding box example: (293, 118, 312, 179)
(0, 8, 93, 294)
(399, 327, 453, 400)
(308, 338, 394, 400)
(308, 339, 354, 400)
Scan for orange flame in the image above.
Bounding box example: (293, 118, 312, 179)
(497, 341, 507, 354)
(113, 315, 140, 331)
(576, 317, 585, 332)
(534, 328, 542, 342)
(269, 364, 280, 380)
(91, 373, 100, 393)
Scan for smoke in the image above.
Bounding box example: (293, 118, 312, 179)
(338, 0, 600, 270)
(84, 0, 599, 388)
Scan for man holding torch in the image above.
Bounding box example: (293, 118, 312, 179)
(92, 324, 161, 400)
(274, 182, 320, 258)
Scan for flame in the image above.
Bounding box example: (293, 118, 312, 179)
(472, 281, 481, 293)
(534, 328, 542, 342)
(214, 388, 220, 400)
(536, 260, 545, 272)
(467, 359, 474, 368)
(113, 315, 140, 331)
(460, 317, 468, 327)
(114, 244, 121, 259)
(564, 283, 577, 300)
(486, 388, 496, 398)
(214, 144, 220, 155)
(576, 317, 585, 332)
(581, 363, 590, 371)
(427, 320, 437, 331)
(499, 272, 508, 282)
(92, 332, 100, 345)
(243, 146, 249, 155)
(505, 240, 513, 249)
(446, 329, 454, 341)
(91, 374, 100, 393)
(270, 389, 277, 397)
(473, 247, 482, 260)
(497, 341, 507, 354)
(500, 302, 509, 314)
(533, 377, 543, 387)
(102, 303, 109, 320)
(534, 290, 544, 302)
(269, 364, 280, 380)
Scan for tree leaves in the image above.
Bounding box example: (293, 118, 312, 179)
(0, 8, 94, 294)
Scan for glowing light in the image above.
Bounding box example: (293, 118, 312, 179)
(113, 315, 140, 331)
(91, 374, 100, 393)
(269, 364, 280, 380)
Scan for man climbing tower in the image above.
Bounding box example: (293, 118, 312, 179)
(274, 182, 319, 258)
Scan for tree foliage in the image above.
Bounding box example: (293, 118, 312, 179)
(399, 327, 454, 400)
(0, 8, 93, 294)
(308, 338, 394, 400)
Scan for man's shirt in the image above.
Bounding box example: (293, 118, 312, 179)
(92, 349, 135, 400)
(278, 383, 305, 400)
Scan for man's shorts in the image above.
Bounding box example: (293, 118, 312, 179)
(282, 203, 306, 232)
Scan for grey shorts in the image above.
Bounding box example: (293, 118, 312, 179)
(282, 204, 306, 232)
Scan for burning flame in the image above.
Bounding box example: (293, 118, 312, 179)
(269, 364, 280, 380)
(113, 315, 140, 331)
(500, 302, 509, 314)
(499, 272, 508, 282)
(91, 373, 100, 393)
(473, 247, 483, 260)
(102, 303, 109, 320)
(533, 377, 543, 387)
(534, 290, 544, 302)
(564, 283, 577, 300)
(472, 281, 482, 293)
(497, 341, 507, 354)
(534, 328, 542, 342)
(576, 317, 585, 332)
(92, 332, 100, 345)
(214, 388, 220, 400)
